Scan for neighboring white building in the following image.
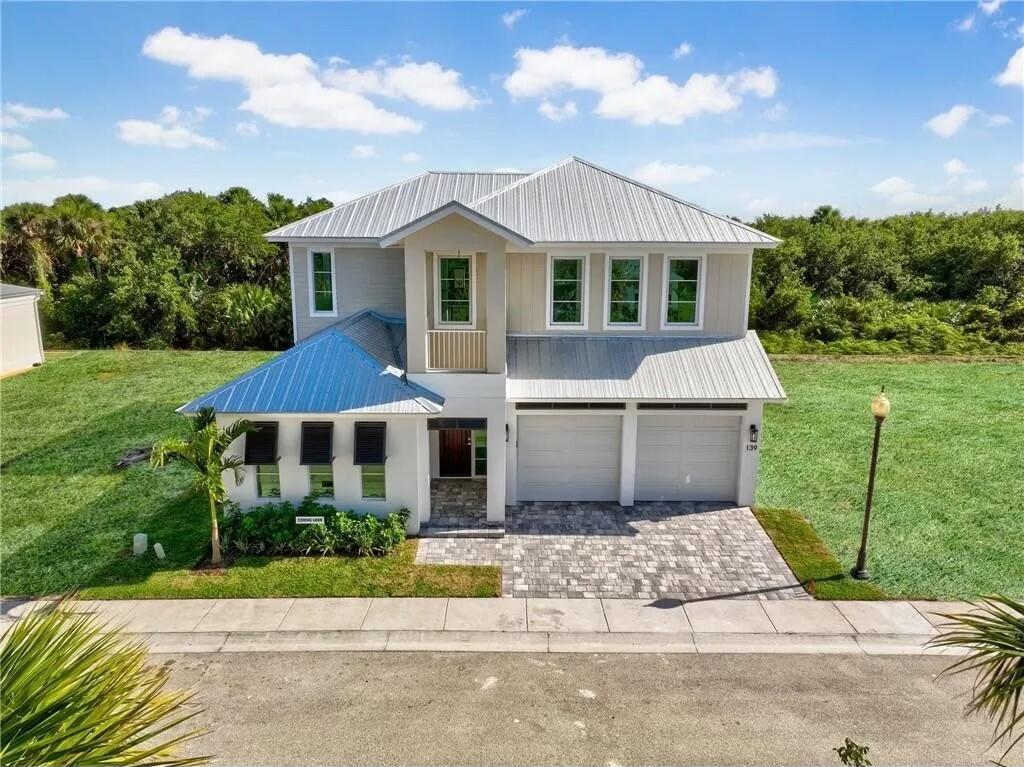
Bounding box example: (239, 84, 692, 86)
(181, 157, 786, 534)
(0, 283, 45, 376)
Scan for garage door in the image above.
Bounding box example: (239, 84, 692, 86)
(517, 415, 621, 501)
(635, 415, 740, 502)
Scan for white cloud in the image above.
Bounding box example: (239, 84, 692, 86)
(944, 158, 969, 176)
(538, 100, 578, 121)
(7, 151, 56, 171)
(743, 196, 779, 213)
(117, 106, 219, 149)
(324, 60, 481, 111)
(999, 164, 1024, 208)
(501, 9, 528, 30)
(714, 131, 856, 151)
(504, 43, 777, 126)
(1, 103, 69, 129)
(327, 189, 359, 205)
(2, 175, 161, 206)
(632, 161, 714, 186)
(925, 104, 978, 137)
(401, 151, 422, 163)
(979, 0, 1005, 15)
(0, 132, 32, 150)
(351, 144, 377, 158)
(672, 42, 693, 59)
(761, 102, 788, 121)
(985, 113, 1012, 126)
(963, 178, 989, 193)
(956, 14, 977, 31)
(872, 176, 947, 208)
(995, 46, 1024, 87)
(235, 121, 260, 136)
(142, 27, 424, 134)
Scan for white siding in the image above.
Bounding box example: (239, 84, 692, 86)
(1, 296, 44, 374)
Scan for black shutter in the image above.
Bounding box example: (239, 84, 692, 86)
(353, 422, 386, 465)
(244, 422, 278, 465)
(300, 422, 333, 465)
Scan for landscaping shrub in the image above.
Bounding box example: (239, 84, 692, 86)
(220, 497, 408, 558)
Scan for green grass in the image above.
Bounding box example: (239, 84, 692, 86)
(0, 351, 499, 599)
(759, 359, 1024, 600)
(753, 507, 887, 600)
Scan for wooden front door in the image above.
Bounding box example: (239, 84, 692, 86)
(439, 429, 472, 477)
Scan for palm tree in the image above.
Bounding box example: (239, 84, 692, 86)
(151, 408, 254, 566)
(928, 595, 1024, 762)
(1, 597, 209, 766)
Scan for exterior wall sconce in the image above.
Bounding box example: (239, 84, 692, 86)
(749, 424, 759, 444)
(505, 424, 509, 442)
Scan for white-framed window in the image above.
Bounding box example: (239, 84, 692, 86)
(360, 464, 386, 500)
(308, 250, 336, 316)
(662, 255, 704, 328)
(256, 465, 281, 499)
(547, 254, 588, 327)
(472, 429, 487, 477)
(308, 464, 334, 498)
(435, 254, 474, 326)
(604, 255, 645, 328)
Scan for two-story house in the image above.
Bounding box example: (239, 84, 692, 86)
(180, 157, 786, 535)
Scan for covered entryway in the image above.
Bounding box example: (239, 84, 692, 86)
(517, 414, 621, 501)
(635, 414, 740, 502)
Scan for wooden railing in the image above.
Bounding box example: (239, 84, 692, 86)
(426, 330, 487, 371)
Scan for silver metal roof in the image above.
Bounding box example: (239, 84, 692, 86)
(179, 312, 443, 415)
(264, 158, 779, 246)
(506, 331, 786, 401)
(1, 283, 41, 300)
(266, 172, 527, 240)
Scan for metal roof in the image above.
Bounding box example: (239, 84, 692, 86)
(179, 313, 443, 415)
(264, 158, 779, 246)
(0, 283, 41, 300)
(334, 309, 407, 369)
(265, 172, 528, 240)
(506, 331, 786, 402)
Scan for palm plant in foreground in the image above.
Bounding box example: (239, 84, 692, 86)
(928, 595, 1024, 761)
(0, 599, 209, 766)
(152, 407, 254, 565)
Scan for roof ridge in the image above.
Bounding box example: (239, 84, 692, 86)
(426, 170, 531, 176)
(467, 156, 576, 206)
(566, 156, 780, 244)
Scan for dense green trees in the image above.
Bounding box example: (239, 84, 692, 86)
(2, 191, 1021, 353)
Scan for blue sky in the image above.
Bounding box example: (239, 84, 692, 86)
(2, 1, 1022, 217)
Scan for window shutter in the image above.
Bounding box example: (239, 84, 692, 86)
(300, 422, 333, 465)
(353, 422, 387, 465)
(244, 422, 279, 465)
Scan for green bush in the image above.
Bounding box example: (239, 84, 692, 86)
(220, 497, 409, 558)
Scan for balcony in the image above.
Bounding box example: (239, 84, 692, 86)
(426, 329, 487, 371)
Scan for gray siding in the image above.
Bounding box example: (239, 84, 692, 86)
(507, 250, 751, 337)
(292, 245, 406, 341)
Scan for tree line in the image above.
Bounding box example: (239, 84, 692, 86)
(2, 191, 1022, 354)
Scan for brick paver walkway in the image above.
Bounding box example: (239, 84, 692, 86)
(416, 501, 808, 601)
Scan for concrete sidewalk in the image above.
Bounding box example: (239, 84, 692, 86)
(1, 597, 972, 656)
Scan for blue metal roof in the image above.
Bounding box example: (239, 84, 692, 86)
(179, 312, 443, 415)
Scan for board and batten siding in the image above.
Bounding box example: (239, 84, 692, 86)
(291, 245, 406, 341)
(506, 250, 751, 336)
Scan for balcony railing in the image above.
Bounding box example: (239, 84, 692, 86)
(426, 329, 487, 371)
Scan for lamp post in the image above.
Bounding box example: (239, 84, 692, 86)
(852, 387, 891, 581)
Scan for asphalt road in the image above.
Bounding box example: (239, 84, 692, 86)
(161, 651, 1016, 766)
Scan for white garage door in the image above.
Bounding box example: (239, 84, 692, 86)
(635, 415, 740, 502)
(517, 415, 621, 501)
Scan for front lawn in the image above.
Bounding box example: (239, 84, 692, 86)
(759, 359, 1024, 600)
(0, 351, 498, 598)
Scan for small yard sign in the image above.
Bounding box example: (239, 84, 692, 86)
(295, 516, 325, 525)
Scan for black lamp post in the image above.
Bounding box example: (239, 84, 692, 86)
(852, 387, 891, 581)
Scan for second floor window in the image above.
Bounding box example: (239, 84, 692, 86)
(664, 257, 701, 325)
(438, 256, 472, 324)
(550, 256, 585, 325)
(310, 251, 335, 314)
(607, 256, 643, 326)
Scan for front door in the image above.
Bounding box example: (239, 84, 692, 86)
(439, 429, 472, 477)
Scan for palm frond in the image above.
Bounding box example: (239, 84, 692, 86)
(928, 595, 1024, 759)
(0, 598, 211, 766)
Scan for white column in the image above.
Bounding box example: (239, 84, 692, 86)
(411, 417, 429, 534)
(736, 401, 763, 507)
(486, 408, 507, 522)
(504, 402, 517, 505)
(619, 404, 638, 507)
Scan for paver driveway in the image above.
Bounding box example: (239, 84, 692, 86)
(416, 502, 808, 600)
